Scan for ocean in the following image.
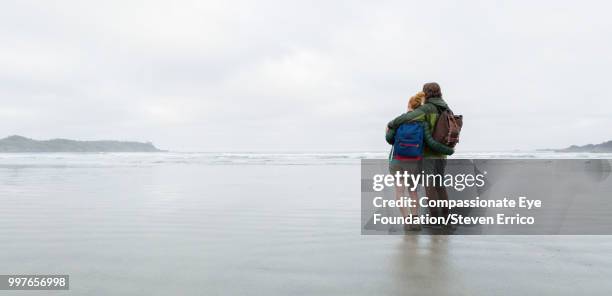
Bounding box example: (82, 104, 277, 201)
(1, 152, 611, 295)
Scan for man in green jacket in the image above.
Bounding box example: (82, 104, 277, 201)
(386, 82, 452, 226)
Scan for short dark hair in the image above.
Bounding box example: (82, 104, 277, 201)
(422, 82, 442, 98)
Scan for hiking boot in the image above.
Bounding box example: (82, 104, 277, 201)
(440, 224, 456, 234)
(404, 224, 422, 232)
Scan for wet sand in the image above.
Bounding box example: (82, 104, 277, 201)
(1, 161, 611, 295)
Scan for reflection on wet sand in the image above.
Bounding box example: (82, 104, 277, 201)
(390, 235, 612, 295)
(392, 236, 457, 295)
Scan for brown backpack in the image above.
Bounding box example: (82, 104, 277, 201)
(432, 107, 463, 148)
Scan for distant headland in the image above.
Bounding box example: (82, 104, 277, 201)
(545, 140, 612, 153)
(0, 135, 164, 152)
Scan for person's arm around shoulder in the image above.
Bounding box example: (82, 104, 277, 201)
(385, 126, 395, 145)
(387, 103, 436, 129)
(423, 122, 454, 155)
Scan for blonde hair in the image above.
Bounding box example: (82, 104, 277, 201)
(408, 91, 426, 111)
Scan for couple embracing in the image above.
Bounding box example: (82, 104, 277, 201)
(385, 82, 461, 232)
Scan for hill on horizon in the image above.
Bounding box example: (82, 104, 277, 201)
(553, 140, 612, 153)
(0, 135, 163, 152)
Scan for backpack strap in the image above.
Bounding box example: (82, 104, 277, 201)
(431, 103, 448, 114)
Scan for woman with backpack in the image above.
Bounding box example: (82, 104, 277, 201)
(386, 92, 427, 232)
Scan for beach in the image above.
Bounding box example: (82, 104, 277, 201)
(1, 152, 611, 295)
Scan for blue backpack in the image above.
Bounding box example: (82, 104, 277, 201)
(393, 122, 424, 160)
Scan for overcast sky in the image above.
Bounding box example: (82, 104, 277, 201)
(1, 0, 611, 152)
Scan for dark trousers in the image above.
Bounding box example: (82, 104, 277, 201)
(423, 158, 449, 218)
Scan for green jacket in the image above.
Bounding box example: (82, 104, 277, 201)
(386, 97, 454, 157)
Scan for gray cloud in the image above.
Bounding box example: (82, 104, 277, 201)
(1, 0, 611, 151)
